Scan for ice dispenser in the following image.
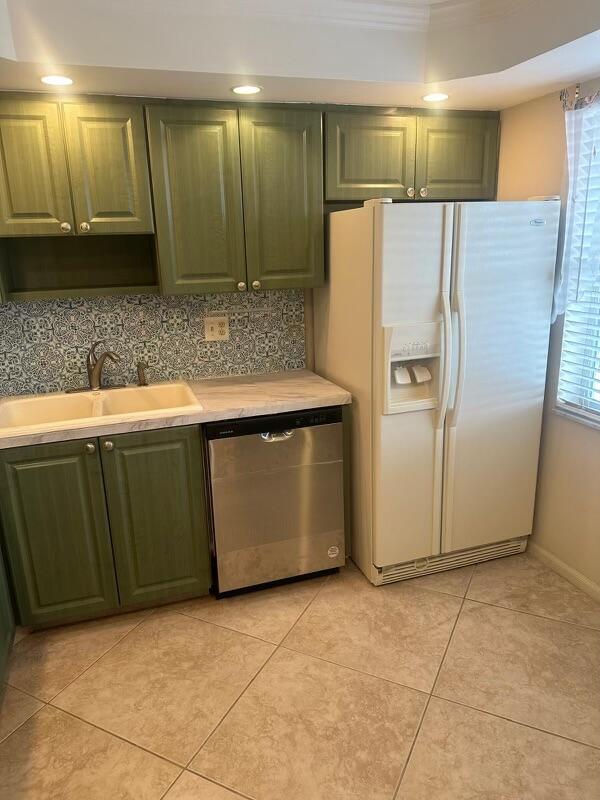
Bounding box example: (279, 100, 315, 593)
(383, 322, 441, 414)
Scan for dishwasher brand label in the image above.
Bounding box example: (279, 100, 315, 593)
(327, 545, 340, 559)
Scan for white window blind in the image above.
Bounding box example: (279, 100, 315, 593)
(557, 101, 600, 426)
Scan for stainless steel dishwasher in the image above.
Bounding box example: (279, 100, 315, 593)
(205, 406, 345, 593)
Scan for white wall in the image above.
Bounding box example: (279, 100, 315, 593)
(498, 85, 600, 600)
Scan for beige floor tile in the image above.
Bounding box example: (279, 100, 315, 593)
(192, 648, 426, 800)
(164, 771, 249, 799)
(468, 553, 600, 628)
(173, 575, 326, 644)
(434, 601, 600, 747)
(404, 565, 474, 597)
(7, 611, 149, 701)
(13, 627, 30, 645)
(53, 612, 274, 764)
(0, 685, 43, 743)
(283, 566, 461, 691)
(398, 698, 600, 800)
(0, 705, 179, 800)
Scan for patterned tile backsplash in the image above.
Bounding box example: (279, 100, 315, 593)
(0, 290, 305, 396)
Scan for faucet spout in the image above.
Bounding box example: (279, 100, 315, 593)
(87, 345, 121, 390)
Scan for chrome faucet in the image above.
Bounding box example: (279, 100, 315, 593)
(136, 361, 149, 386)
(87, 341, 121, 391)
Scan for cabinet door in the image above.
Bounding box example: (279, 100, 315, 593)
(325, 112, 417, 201)
(0, 98, 74, 236)
(415, 115, 499, 200)
(100, 426, 210, 606)
(240, 108, 324, 290)
(0, 549, 15, 686)
(62, 101, 154, 234)
(146, 106, 246, 294)
(0, 440, 119, 627)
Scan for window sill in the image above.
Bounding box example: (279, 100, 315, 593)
(554, 404, 600, 432)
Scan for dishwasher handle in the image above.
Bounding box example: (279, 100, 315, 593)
(260, 430, 295, 443)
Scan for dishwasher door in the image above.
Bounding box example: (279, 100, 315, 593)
(206, 407, 345, 593)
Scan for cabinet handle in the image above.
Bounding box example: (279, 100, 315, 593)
(252, 280, 261, 290)
(406, 187, 415, 198)
(79, 222, 91, 233)
(85, 442, 96, 454)
(60, 222, 72, 233)
(419, 187, 429, 198)
(103, 441, 114, 452)
(237, 281, 247, 291)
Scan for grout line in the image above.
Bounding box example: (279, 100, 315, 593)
(179, 769, 256, 800)
(391, 567, 476, 799)
(431, 694, 600, 753)
(460, 595, 600, 633)
(171, 609, 280, 646)
(157, 768, 184, 800)
(185, 573, 333, 771)
(4, 681, 49, 704)
(0, 698, 47, 747)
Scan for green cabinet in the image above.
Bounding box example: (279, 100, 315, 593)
(325, 112, 417, 201)
(325, 110, 499, 202)
(146, 105, 246, 294)
(240, 107, 324, 289)
(416, 115, 499, 200)
(62, 101, 154, 234)
(0, 98, 74, 236)
(100, 427, 210, 606)
(0, 427, 211, 627)
(0, 440, 119, 627)
(0, 549, 15, 685)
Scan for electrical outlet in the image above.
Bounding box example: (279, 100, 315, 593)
(204, 314, 230, 341)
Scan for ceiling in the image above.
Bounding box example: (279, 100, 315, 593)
(1, 0, 599, 109)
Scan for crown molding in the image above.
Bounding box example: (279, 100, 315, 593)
(429, 0, 536, 29)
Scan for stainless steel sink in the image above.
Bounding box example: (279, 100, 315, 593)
(0, 383, 202, 432)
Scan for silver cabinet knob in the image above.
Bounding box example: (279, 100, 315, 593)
(60, 222, 72, 233)
(252, 280, 261, 290)
(237, 281, 247, 291)
(79, 221, 91, 233)
(85, 442, 96, 454)
(103, 440, 114, 452)
(406, 187, 415, 198)
(419, 187, 429, 198)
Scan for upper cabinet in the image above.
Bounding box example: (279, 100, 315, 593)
(0, 98, 74, 236)
(325, 112, 417, 201)
(145, 105, 246, 294)
(0, 97, 152, 238)
(240, 108, 324, 290)
(325, 110, 499, 202)
(415, 115, 499, 201)
(62, 101, 154, 234)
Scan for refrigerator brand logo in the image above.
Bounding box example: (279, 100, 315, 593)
(530, 218, 546, 226)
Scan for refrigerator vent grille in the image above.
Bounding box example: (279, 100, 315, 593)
(380, 537, 528, 583)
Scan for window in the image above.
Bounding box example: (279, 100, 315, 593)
(557, 100, 600, 426)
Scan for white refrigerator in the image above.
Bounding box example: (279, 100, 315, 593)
(314, 199, 560, 585)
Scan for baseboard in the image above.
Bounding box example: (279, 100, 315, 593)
(528, 541, 600, 603)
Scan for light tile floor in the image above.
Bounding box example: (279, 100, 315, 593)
(1, 552, 600, 799)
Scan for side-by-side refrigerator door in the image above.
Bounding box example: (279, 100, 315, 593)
(442, 201, 560, 554)
(372, 201, 454, 567)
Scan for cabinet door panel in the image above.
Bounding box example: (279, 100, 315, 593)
(63, 101, 154, 234)
(325, 112, 417, 200)
(0, 549, 15, 685)
(0, 441, 118, 626)
(416, 116, 499, 200)
(100, 426, 210, 606)
(146, 106, 246, 294)
(0, 98, 74, 236)
(240, 108, 324, 289)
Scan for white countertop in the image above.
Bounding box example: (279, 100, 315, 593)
(0, 370, 351, 450)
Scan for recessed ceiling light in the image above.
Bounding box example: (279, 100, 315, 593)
(232, 85, 262, 95)
(422, 92, 449, 102)
(41, 75, 73, 86)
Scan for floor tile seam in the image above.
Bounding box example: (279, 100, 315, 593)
(393, 581, 474, 799)
(183, 578, 338, 772)
(462, 595, 600, 632)
(157, 767, 184, 800)
(4, 680, 48, 704)
(40, 612, 153, 704)
(430, 693, 600, 752)
(45, 704, 188, 768)
(0, 700, 46, 747)
(170, 609, 280, 646)
(181, 768, 257, 800)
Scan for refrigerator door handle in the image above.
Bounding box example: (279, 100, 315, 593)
(448, 290, 467, 428)
(436, 290, 452, 429)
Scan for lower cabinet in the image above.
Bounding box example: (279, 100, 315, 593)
(0, 548, 15, 685)
(0, 426, 210, 627)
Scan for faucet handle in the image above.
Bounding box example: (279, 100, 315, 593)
(137, 360, 149, 387)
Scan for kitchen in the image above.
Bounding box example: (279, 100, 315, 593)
(1, 2, 600, 798)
